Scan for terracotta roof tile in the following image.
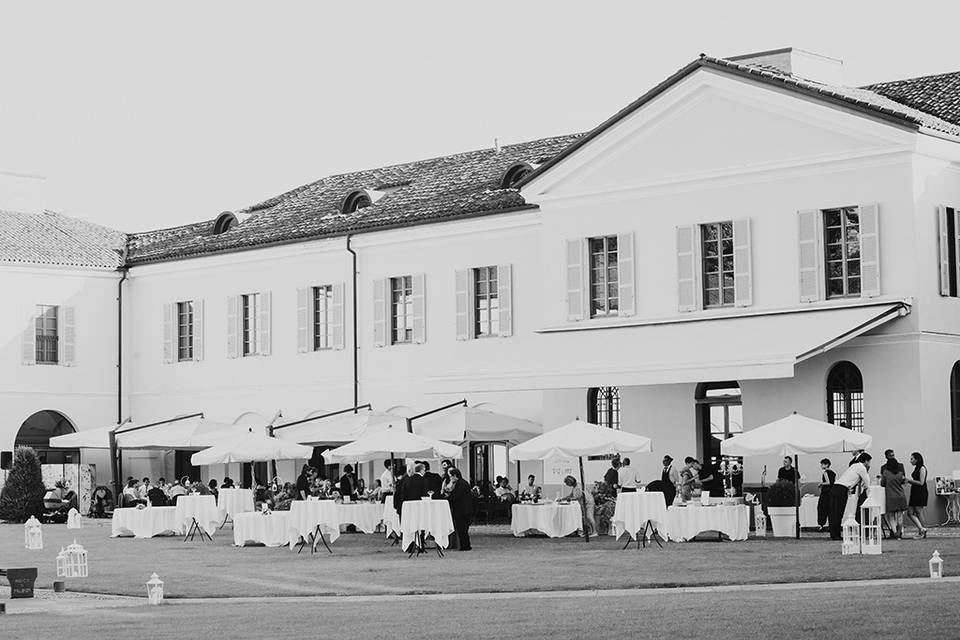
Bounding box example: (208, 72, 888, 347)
(863, 71, 960, 127)
(0, 210, 126, 269)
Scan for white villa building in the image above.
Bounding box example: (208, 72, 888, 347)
(3, 48, 960, 519)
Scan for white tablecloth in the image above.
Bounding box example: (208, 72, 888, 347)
(383, 502, 400, 538)
(175, 495, 223, 537)
(336, 502, 383, 533)
(844, 484, 886, 519)
(233, 512, 292, 547)
(218, 489, 255, 519)
(399, 499, 454, 550)
(666, 505, 750, 541)
(112, 506, 181, 538)
(800, 495, 820, 528)
(611, 492, 669, 540)
(511, 503, 583, 538)
(287, 500, 341, 549)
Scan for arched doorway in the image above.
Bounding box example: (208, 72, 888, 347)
(15, 410, 78, 464)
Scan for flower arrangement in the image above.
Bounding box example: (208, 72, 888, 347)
(591, 482, 617, 535)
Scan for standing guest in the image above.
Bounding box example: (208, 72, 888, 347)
(339, 465, 358, 501)
(379, 460, 395, 502)
(446, 468, 474, 551)
(138, 477, 152, 501)
(904, 451, 929, 538)
(617, 457, 641, 493)
(660, 456, 680, 506)
(678, 457, 699, 502)
(604, 456, 621, 490)
(422, 461, 443, 497)
(399, 463, 428, 506)
(295, 464, 311, 500)
(370, 479, 383, 502)
(848, 449, 864, 467)
(561, 475, 596, 535)
(208, 478, 219, 499)
(698, 458, 721, 497)
(441, 464, 456, 497)
(777, 457, 800, 484)
(817, 458, 836, 531)
(880, 455, 906, 539)
(828, 453, 872, 540)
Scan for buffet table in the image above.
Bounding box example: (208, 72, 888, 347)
(666, 504, 750, 542)
(112, 506, 181, 538)
(287, 500, 341, 552)
(399, 499, 454, 555)
(336, 502, 383, 534)
(611, 492, 668, 541)
(233, 511, 292, 547)
(511, 502, 583, 538)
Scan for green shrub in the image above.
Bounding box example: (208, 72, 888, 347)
(766, 479, 797, 507)
(0, 446, 46, 522)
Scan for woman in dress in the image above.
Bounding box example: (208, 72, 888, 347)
(880, 456, 906, 538)
(904, 451, 928, 538)
(561, 475, 596, 535)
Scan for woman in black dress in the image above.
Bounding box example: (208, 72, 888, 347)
(904, 451, 928, 538)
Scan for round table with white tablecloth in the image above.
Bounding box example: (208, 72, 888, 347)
(336, 502, 383, 534)
(666, 504, 750, 542)
(287, 500, 341, 549)
(799, 495, 820, 528)
(511, 502, 583, 538)
(611, 492, 669, 541)
(233, 511, 292, 547)
(217, 488, 255, 520)
(175, 495, 223, 537)
(399, 499, 454, 551)
(112, 506, 181, 538)
(383, 502, 400, 538)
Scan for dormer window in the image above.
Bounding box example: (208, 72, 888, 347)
(500, 163, 535, 189)
(342, 191, 373, 215)
(213, 212, 238, 234)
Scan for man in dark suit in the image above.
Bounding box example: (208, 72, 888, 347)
(422, 461, 443, 498)
(395, 463, 427, 518)
(338, 464, 358, 501)
(446, 468, 473, 550)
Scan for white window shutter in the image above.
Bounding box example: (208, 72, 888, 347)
(373, 279, 387, 348)
(676, 225, 697, 312)
(859, 203, 880, 298)
(21, 312, 36, 366)
(258, 291, 272, 355)
(733, 218, 753, 307)
(60, 305, 76, 367)
(798, 209, 822, 303)
(331, 283, 345, 350)
(617, 232, 636, 317)
(455, 269, 470, 341)
(193, 300, 205, 362)
(162, 303, 174, 364)
(412, 273, 426, 344)
(953, 208, 960, 298)
(296, 288, 309, 353)
(565, 238, 585, 321)
(498, 264, 513, 337)
(226, 295, 239, 359)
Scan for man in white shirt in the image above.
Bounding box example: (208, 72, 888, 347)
(379, 459, 395, 503)
(617, 457, 641, 493)
(828, 452, 872, 540)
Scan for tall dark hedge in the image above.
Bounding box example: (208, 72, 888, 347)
(0, 446, 46, 522)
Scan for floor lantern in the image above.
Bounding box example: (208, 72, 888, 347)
(25, 518, 43, 550)
(65, 540, 88, 578)
(860, 494, 883, 555)
(930, 551, 944, 579)
(56, 547, 68, 577)
(841, 518, 860, 555)
(754, 506, 767, 535)
(146, 573, 164, 604)
(67, 508, 82, 529)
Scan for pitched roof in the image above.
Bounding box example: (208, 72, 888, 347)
(125, 134, 583, 264)
(864, 71, 960, 127)
(0, 209, 126, 269)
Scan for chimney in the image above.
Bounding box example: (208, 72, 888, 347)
(727, 47, 843, 86)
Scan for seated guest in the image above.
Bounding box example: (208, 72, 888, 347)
(357, 478, 367, 498)
(271, 483, 295, 511)
(167, 477, 190, 504)
(370, 479, 383, 502)
(138, 477, 152, 501)
(221, 476, 235, 489)
(121, 478, 146, 507)
(156, 477, 168, 496)
(494, 477, 516, 503)
(194, 478, 212, 496)
(147, 482, 169, 506)
(519, 474, 541, 501)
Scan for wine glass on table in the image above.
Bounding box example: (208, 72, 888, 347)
(427, 490, 434, 500)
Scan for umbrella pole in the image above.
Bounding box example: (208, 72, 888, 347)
(579, 457, 589, 543)
(794, 454, 800, 540)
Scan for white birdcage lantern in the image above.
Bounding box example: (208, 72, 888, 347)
(146, 573, 164, 604)
(24, 515, 42, 548)
(754, 506, 767, 535)
(66, 508, 82, 529)
(56, 547, 68, 577)
(860, 494, 883, 555)
(929, 551, 944, 579)
(64, 540, 88, 578)
(841, 518, 861, 555)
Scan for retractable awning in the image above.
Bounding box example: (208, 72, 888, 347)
(426, 301, 910, 392)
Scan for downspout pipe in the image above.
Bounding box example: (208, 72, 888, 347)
(113, 266, 129, 499)
(346, 236, 359, 414)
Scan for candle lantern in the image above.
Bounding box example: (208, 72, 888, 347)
(67, 508, 82, 529)
(65, 540, 88, 578)
(56, 547, 68, 577)
(841, 518, 860, 555)
(929, 551, 944, 579)
(754, 506, 767, 536)
(24, 516, 42, 549)
(146, 573, 164, 604)
(859, 494, 883, 555)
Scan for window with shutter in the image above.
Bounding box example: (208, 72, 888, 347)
(588, 236, 619, 317)
(36, 305, 59, 365)
(240, 293, 259, 356)
(473, 266, 499, 337)
(176, 301, 194, 362)
(311, 285, 333, 350)
(700, 222, 734, 308)
(390, 276, 414, 344)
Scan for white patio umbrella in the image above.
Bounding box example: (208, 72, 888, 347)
(115, 417, 240, 450)
(720, 412, 874, 539)
(509, 419, 653, 542)
(190, 429, 313, 465)
(275, 410, 405, 445)
(321, 426, 462, 464)
(413, 406, 542, 445)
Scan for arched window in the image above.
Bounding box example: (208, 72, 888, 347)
(15, 410, 78, 464)
(951, 362, 960, 451)
(212, 212, 237, 234)
(342, 191, 372, 215)
(500, 163, 533, 189)
(587, 387, 620, 429)
(826, 361, 864, 432)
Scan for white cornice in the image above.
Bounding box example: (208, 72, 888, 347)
(0, 263, 121, 279)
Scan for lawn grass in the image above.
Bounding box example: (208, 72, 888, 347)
(3, 583, 960, 639)
(1, 520, 957, 599)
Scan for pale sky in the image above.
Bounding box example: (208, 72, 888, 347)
(2, 1, 959, 232)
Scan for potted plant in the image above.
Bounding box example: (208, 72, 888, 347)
(766, 479, 798, 537)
